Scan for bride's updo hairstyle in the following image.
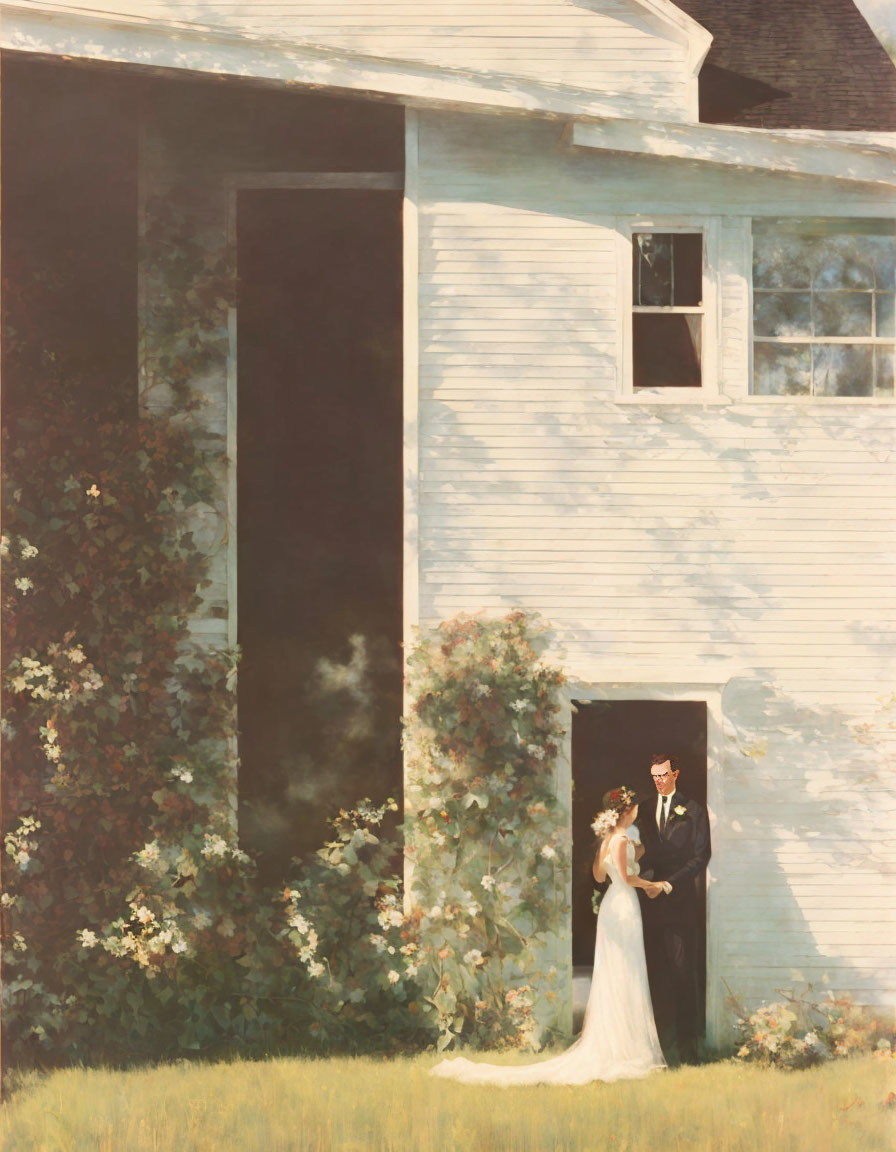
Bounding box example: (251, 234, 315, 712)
(591, 785, 637, 838)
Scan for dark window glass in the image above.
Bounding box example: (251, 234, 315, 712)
(633, 314, 701, 388)
(633, 233, 702, 307)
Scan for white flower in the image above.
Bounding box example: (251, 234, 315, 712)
(674, 805, 687, 816)
(480, 874, 496, 891)
(308, 960, 325, 978)
(15, 850, 30, 869)
(540, 845, 557, 860)
(387, 969, 401, 985)
(428, 904, 444, 919)
(527, 744, 546, 760)
(78, 929, 98, 949)
(0, 536, 9, 557)
(20, 542, 39, 560)
(472, 683, 492, 699)
(378, 907, 404, 930)
(591, 810, 617, 838)
(171, 765, 193, 784)
(804, 1032, 818, 1046)
(86, 484, 100, 499)
(288, 913, 310, 934)
(171, 938, 188, 955)
(201, 834, 228, 859)
(65, 647, 86, 665)
(465, 899, 482, 917)
(14, 578, 34, 595)
(463, 949, 485, 968)
(1, 893, 18, 908)
(43, 744, 61, 762)
(133, 906, 154, 925)
(510, 699, 529, 713)
(192, 909, 212, 930)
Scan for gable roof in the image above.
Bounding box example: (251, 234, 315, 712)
(676, 0, 896, 129)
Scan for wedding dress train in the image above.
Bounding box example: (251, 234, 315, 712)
(430, 832, 665, 1086)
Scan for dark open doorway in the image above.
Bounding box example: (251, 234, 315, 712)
(236, 188, 403, 882)
(571, 699, 708, 1028)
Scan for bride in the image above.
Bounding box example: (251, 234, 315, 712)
(430, 787, 666, 1086)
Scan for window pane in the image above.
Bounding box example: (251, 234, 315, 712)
(870, 237, 896, 290)
(753, 291, 811, 337)
(633, 233, 672, 306)
(813, 291, 872, 337)
(633, 314, 701, 388)
(753, 236, 812, 290)
(812, 236, 874, 289)
(876, 293, 895, 338)
(670, 233, 702, 306)
(633, 233, 702, 307)
(874, 346, 895, 395)
(812, 345, 873, 396)
(753, 344, 810, 395)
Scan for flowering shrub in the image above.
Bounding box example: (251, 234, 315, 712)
(729, 989, 896, 1070)
(1, 289, 429, 1061)
(403, 611, 569, 1051)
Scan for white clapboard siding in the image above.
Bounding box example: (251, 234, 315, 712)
(414, 107, 896, 1023)
(7, 0, 697, 118)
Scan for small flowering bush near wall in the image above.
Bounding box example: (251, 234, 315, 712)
(729, 988, 896, 1070)
(403, 611, 570, 1052)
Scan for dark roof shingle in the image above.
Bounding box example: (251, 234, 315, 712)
(676, 0, 896, 129)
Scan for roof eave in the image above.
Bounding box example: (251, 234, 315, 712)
(1, 0, 695, 124)
(571, 117, 896, 188)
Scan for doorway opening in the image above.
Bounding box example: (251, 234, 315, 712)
(236, 188, 403, 882)
(571, 699, 708, 1029)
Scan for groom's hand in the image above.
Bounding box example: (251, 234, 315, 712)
(644, 881, 663, 899)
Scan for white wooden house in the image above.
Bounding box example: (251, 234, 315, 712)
(4, 0, 895, 1045)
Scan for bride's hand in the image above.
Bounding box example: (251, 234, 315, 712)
(644, 881, 662, 899)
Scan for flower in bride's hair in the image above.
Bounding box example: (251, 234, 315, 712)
(591, 809, 617, 838)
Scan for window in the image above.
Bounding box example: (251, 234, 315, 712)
(632, 231, 704, 390)
(752, 219, 895, 397)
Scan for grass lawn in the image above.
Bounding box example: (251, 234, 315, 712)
(1, 1051, 893, 1152)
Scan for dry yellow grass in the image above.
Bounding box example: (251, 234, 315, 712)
(1, 1052, 893, 1152)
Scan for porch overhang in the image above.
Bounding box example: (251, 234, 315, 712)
(571, 117, 896, 189)
(1, 0, 694, 124)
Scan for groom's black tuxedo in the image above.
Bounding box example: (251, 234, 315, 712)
(639, 791, 710, 926)
(638, 790, 710, 1063)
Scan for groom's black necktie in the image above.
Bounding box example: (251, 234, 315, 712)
(659, 798, 668, 834)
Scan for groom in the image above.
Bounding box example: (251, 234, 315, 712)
(638, 754, 711, 1064)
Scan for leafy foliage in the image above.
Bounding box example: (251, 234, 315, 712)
(403, 611, 570, 1052)
(729, 988, 896, 1069)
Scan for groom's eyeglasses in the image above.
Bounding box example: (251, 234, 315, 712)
(651, 772, 673, 781)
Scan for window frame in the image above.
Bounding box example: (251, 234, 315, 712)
(749, 217, 896, 401)
(617, 217, 721, 402)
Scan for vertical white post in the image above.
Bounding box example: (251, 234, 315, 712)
(402, 107, 420, 905)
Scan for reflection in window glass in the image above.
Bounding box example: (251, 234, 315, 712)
(752, 220, 896, 397)
(753, 292, 811, 338)
(753, 344, 811, 396)
(813, 345, 873, 397)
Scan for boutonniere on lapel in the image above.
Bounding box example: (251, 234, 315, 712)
(673, 805, 687, 817)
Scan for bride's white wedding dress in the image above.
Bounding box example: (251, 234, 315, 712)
(430, 831, 665, 1086)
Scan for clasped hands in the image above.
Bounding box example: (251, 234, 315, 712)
(643, 881, 666, 900)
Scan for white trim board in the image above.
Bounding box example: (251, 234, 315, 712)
(572, 119, 896, 189)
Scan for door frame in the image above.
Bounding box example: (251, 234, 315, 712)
(559, 679, 727, 1045)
